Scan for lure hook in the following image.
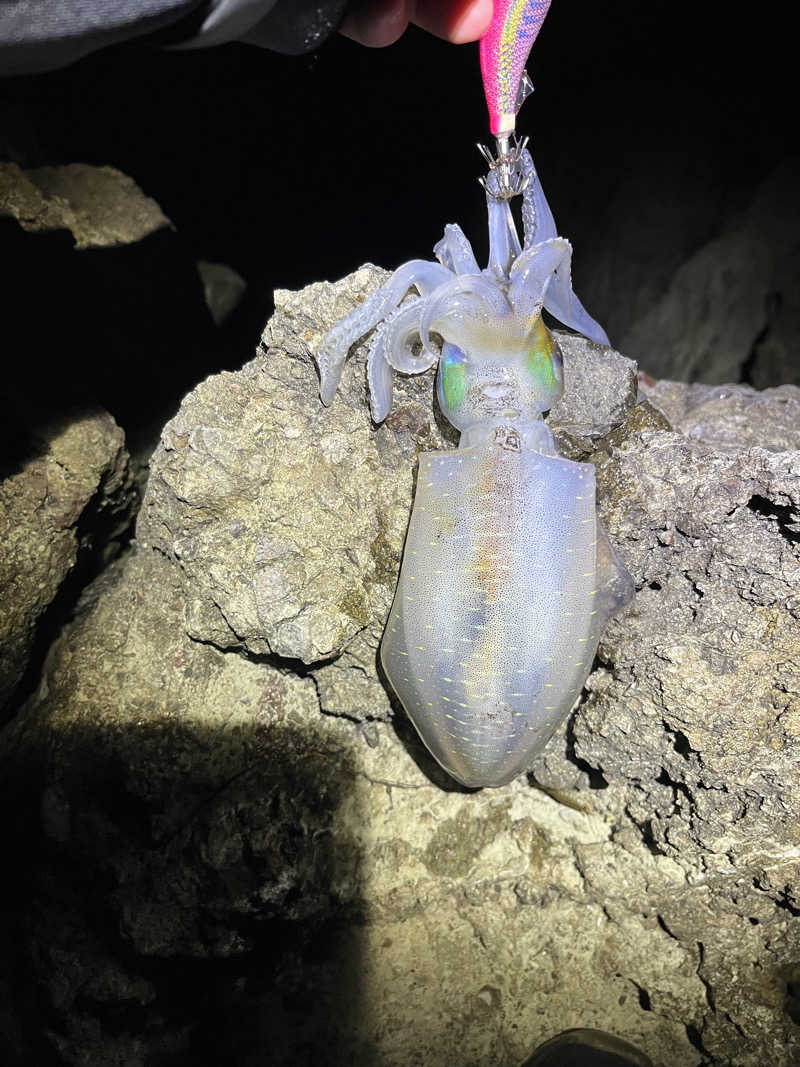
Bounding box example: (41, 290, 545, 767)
(477, 134, 530, 200)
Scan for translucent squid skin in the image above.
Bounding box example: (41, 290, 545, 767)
(382, 436, 604, 787)
(315, 149, 634, 787)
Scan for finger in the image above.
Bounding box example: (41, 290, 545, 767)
(340, 0, 411, 48)
(410, 0, 492, 43)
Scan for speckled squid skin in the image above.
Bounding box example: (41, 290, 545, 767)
(381, 425, 612, 788)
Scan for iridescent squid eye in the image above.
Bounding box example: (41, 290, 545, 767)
(525, 316, 562, 396)
(438, 343, 469, 412)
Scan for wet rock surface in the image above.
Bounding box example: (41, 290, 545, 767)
(1, 267, 798, 1066)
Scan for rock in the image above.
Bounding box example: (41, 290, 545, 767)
(0, 403, 135, 716)
(615, 160, 800, 387)
(550, 111, 798, 391)
(640, 378, 800, 453)
(138, 266, 641, 671)
(138, 265, 455, 669)
(0, 546, 704, 1067)
(548, 334, 640, 444)
(746, 241, 800, 390)
(2, 266, 798, 1066)
(197, 260, 248, 326)
(0, 161, 170, 249)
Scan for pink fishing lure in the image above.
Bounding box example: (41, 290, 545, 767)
(479, 0, 552, 135)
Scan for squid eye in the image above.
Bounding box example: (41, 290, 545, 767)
(439, 343, 469, 410)
(525, 317, 562, 393)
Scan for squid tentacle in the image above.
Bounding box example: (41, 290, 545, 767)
(487, 186, 522, 279)
(366, 300, 440, 421)
(508, 237, 568, 324)
(434, 224, 481, 276)
(380, 300, 439, 375)
(366, 321, 395, 423)
(519, 149, 557, 250)
(317, 260, 451, 405)
(482, 164, 522, 279)
(510, 236, 609, 344)
(317, 284, 392, 406)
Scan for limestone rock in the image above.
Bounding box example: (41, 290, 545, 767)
(0, 404, 135, 714)
(2, 266, 798, 1066)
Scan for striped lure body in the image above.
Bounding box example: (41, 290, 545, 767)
(479, 0, 553, 134)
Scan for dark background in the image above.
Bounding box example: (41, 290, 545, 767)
(4, 1, 794, 281)
(1, 0, 797, 440)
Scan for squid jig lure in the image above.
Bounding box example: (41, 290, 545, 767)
(314, 0, 634, 788)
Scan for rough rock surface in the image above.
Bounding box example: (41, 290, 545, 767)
(0, 404, 134, 715)
(640, 378, 800, 454)
(0, 547, 707, 1067)
(2, 267, 798, 1067)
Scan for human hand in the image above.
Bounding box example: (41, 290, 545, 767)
(340, 0, 492, 47)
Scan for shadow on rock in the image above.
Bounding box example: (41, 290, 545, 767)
(0, 553, 369, 1066)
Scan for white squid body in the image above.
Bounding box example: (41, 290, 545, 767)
(316, 146, 634, 788)
(381, 433, 628, 788)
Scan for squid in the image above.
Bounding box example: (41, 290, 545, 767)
(314, 145, 634, 788)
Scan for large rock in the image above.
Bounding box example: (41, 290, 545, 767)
(554, 126, 799, 390)
(0, 403, 134, 715)
(2, 267, 798, 1066)
(614, 160, 800, 387)
(0, 547, 704, 1067)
